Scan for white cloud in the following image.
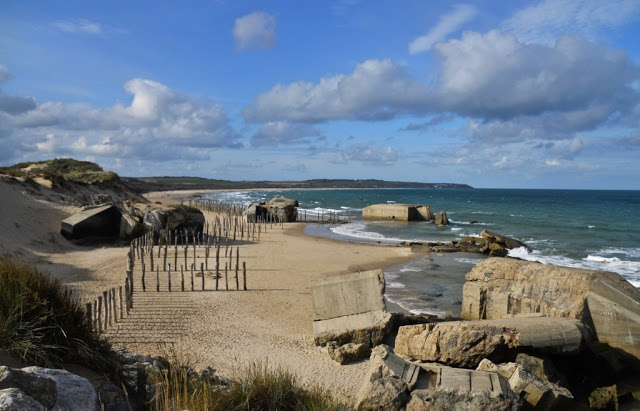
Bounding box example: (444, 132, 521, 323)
(52, 19, 102, 34)
(233, 12, 276, 50)
(2, 77, 241, 163)
(432, 31, 638, 119)
(251, 121, 321, 147)
(409, 4, 477, 54)
(0, 65, 12, 85)
(502, 0, 640, 45)
(333, 143, 398, 165)
(244, 59, 429, 123)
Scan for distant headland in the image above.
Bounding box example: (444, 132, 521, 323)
(122, 176, 473, 193)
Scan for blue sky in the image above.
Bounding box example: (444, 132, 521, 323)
(1, 0, 639, 189)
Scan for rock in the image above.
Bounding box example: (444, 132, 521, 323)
(143, 206, 205, 240)
(21, 367, 98, 411)
(515, 353, 566, 386)
(311, 270, 392, 348)
(508, 366, 574, 410)
(96, 383, 130, 411)
(0, 388, 46, 411)
(89, 193, 112, 205)
(481, 230, 530, 251)
(461, 258, 640, 361)
(355, 345, 413, 410)
(0, 366, 57, 409)
(407, 388, 519, 411)
(327, 342, 370, 364)
(589, 385, 618, 410)
(395, 322, 518, 368)
(395, 317, 588, 368)
(434, 211, 449, 226)
(60, 204, 122, 240)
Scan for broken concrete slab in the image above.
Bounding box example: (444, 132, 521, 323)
(395, 317, 589, 367)
(363, 204, 435, 221)
(461, 258, 640, 361)
(310, 270, 392, 347)
(60, 205, 121, 240)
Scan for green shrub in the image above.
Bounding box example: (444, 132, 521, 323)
(0, 254, 121, 379)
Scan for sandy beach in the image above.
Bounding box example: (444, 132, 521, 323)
(0, 183, 416, 401)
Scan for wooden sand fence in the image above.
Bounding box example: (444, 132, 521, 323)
(85, 202, 276, 335)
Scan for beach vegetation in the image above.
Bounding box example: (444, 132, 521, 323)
(0, 158, 119, 185)
(150, 355, 341, 411)
(0, 253, 121, 379)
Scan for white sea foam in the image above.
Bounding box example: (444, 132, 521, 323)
(454, 257, 484, 265)
(386, 281, 405, 289)
(384, 295, 448, 317)
(588, 225, 596, 229)
(448, 219, 494, 226)
(329, 221, 426, 243)
(508, 247, 640, 284)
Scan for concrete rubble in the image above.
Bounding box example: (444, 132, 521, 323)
(310, 270, 393, 362)
(461, 258, 640, 360)
(395, 317, 589, 368)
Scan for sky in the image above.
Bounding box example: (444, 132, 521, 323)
(1, 1, 639, 189)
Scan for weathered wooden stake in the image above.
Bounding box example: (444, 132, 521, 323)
(103, 291, 109, 329)
(97, 296, 103, 333)
(168, 264, 172, 291)
(190, 264, 194, 291)
(119, 286, 123, 319)
(243, 261, 247, 290)
(142, 263, 146, 292)
(85, 302, 92, 332)
(225, 263, 229, 290)
(181, 265, 185, 291)
(156, 266, 160, 292)
(201, 262, 205, 291)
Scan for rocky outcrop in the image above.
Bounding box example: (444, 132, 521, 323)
(327, 342, 370, 365)
(0, 387, 46, 410)
(461, 258, 640, 361)
(395, 317, 589, 368)
(409, 230, 529, 257)
(246, 197, 298, 222)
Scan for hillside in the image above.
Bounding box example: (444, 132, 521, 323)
(123, 176, 473, 193)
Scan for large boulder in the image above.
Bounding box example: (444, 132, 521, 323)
(143, 206, 205, 240)
(395, 317, 588, 368)
(461, 258, 640, 361)
(20, 367, 98, 411)
(0, 388, 46, 411)
(0, 366, 56, 409)
(434, 211, 449, 226)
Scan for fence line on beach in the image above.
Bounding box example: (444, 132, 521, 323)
(85, 201, 277, 335)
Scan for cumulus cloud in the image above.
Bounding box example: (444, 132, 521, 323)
(409, 4, 477, 54)
(502, 0, 640, 45)
(244, 59, 429, 123)
(233, 12, 276, 50)
(1, 75, 241, 164)
(0, 65, 37, 115)
(250, 121, 321, 147)
(332, 143, 398, 165)
(431, 31, 638, 119)
(245, 31, 639, 137)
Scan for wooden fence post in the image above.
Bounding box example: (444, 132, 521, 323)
(119, 286, 123, 320)
(243, 261, 247, 290)
(85, 302, 92, 333)
(201, 263, 205, 291)
(97, 296, 102, 333)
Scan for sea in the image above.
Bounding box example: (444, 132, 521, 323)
(204, 188, 640, 318)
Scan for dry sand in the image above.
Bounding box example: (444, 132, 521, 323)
(0, 182, 416, 402)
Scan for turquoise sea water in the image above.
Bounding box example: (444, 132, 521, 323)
(206, 188, 640, 316)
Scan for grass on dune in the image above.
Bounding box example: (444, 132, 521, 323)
(0, 253, 121, 379)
